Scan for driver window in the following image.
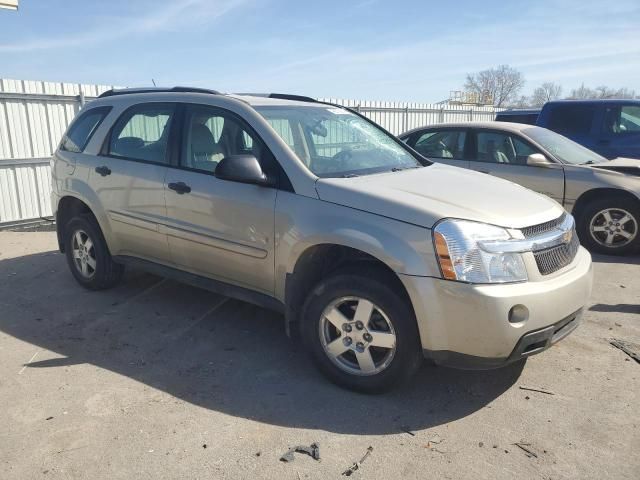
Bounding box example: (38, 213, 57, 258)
(414, 130, 466, 159)
(475, 131, 513, 164)
(181, 106, 263, 174)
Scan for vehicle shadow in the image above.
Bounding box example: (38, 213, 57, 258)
(590, 303, 640, 314)
(0, 249, 524, 435)
(591, 253, 640, 265)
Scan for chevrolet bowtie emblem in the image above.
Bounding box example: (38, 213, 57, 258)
(563, 229, 573, 244)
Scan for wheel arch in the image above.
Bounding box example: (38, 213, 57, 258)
(56, 194, 109, 253)
(283, 242, 416, 339)
(571, 188, 640, 223)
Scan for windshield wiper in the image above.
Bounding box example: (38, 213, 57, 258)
(342, 173, 359, 178)
(581, 160, 596, 165)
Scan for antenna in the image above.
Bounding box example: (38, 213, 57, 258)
(151, 78, 157, 87)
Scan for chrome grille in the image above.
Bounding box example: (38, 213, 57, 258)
(521, 213, 567, 238)
(533, 231, 580, 275)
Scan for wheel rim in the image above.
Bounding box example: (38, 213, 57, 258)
(72, 229, 97, 278)
(319, 296, 397, 377)
(589, 208, 637, 248)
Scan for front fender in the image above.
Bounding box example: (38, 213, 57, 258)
(274, 193, 439, 301)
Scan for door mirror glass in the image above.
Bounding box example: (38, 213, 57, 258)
(215, 155, 274, 186)
(526, 153, 553, 168)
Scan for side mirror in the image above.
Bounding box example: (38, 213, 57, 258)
(526, 153, 553, 168)
(215, 155, 274, 186)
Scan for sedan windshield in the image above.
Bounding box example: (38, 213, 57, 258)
(523, 127, 607, 165)
(255, 105, 425, 177)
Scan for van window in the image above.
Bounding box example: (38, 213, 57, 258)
(603, 105, 640, 134)
(547, 105, 596, 135)
(108, 104, 175, 164)
(60, 107, 111, 153)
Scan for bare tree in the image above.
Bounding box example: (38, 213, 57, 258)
(513, 95, 531, 108)
(464, 65, 525, 107)
(530, 82, 562, 106)
(569, 83, 637, 99)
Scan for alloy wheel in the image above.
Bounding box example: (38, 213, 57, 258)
(72, 229, 97, 278)
(589, 208, 637, 248)
(319, 296, 397, 376)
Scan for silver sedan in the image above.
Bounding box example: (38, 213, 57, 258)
(400, 122, 640, 255)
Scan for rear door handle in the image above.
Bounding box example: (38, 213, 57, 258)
(95, 166, 111, 177)
(168, 182, 191, 194)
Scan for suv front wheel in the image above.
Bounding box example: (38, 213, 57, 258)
(64, 216, 124, 290)
(301, 272, 422, 393)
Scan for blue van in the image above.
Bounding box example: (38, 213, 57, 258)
(536, 100, 640, 160)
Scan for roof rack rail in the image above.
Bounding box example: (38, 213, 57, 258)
(235, 93, 318, 103)
(98, 86, 220, 98)
(267, 93, 317, 102)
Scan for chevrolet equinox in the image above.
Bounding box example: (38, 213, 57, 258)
(51, 88, 593, 392)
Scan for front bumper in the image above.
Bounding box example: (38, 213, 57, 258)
(399, 246, 593, 369)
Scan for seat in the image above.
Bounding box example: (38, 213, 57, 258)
(190, 123, 226, 172)
(486, 140, 509, 163)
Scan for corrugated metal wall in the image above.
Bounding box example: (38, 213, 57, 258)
(0, 79, 114, 225)
(0, 78, 499, 225)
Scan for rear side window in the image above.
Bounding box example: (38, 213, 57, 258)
(547, 105, 596, 135)
(413, 130, 466, 159)
(60, 106, 111, 153)
(108, 103, 175, 164)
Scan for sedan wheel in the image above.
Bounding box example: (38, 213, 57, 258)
(589, 208, 637, 249)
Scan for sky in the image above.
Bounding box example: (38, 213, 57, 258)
(0, 0, 639, 102)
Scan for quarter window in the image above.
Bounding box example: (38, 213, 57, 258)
(108, 104, 175, 164)
(60, 107, 111, 153)
(413, 130, 466, 159)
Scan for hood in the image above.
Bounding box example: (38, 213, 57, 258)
(591, 157, 640, 177)
(315, 164, 564, 229)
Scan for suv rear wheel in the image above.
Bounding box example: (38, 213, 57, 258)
(64, 216, 124, 290)
(578, 197, 639, 255)
(300, 272, 422, 393)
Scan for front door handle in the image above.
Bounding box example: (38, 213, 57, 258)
(95, 166, 111, 177)
(168, 182, 192, 194)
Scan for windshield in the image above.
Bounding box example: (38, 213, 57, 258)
(523, 127, 607, 165)
(255, 105, 425, 177)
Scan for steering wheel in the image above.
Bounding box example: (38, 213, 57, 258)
(331, 148, 355, 166)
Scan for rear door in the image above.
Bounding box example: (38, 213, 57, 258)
(404, 128, 470, 169)
(88, 103, 174, 263)
(467, 129, 565, 204)
(597, 103, 640, 159)
(162, 104, 277, 294)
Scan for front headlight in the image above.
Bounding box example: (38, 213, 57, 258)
(433, 219, 527, 284)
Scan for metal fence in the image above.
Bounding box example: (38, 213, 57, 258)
(0, 78, 500, 226)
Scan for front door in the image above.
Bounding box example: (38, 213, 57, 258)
(88, 103, 175, 263)
(162, 104, 277, 294)
(468, 129, 565, 204)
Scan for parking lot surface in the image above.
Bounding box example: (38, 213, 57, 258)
(1, 231, 638, 479)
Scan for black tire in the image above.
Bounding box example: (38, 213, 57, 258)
(300, 272, 422, 393)
(64, 215, 124, 290)
(577, 197, 640, 255)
